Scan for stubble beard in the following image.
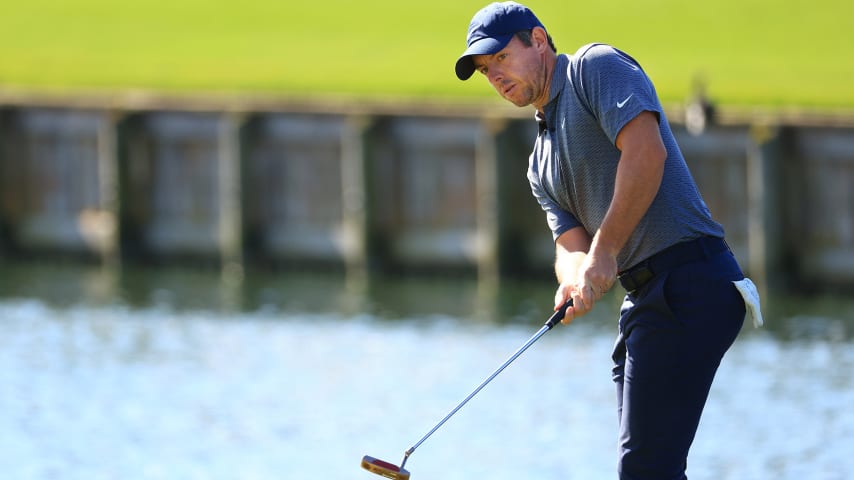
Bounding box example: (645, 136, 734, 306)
(505, 85, 536, 107)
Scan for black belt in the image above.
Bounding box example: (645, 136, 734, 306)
(618, 236, 730, 294)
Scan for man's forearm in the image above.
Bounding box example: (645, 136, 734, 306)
(554, 227, 592, 284)
(594, 112, 666, 260)
(593, 151, 662, 258)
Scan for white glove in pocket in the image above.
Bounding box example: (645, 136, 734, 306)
(733, 278, 763, 328)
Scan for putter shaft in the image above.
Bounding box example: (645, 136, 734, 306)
(399, 300, 572, 469)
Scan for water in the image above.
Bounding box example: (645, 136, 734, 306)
(0, 263, 852, 480)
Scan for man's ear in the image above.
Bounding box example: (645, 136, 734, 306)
(531, 26, 549, 51)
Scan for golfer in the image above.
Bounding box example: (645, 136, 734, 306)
(455, 2, 754, 479)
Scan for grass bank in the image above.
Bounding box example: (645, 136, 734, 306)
(1, 0, 852, 109)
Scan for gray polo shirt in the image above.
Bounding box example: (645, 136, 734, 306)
(527, 43, 724, 271)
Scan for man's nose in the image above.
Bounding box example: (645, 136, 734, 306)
(487, 68, 503, 86)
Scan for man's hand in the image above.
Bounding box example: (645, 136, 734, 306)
(578, 243, 618, 304)
(553, 227, 606, 325)
(555, 246, 617, 324)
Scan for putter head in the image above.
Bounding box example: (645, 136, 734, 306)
(361, 455, 411, 480)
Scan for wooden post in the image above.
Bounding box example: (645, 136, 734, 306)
(97, 111, 122, 271)
(341, 115, 374, 291)
(218, 112, 246, 287)
(474, 117, 512, 320)
(475, 117, 508, 288)
(0, 108, 9, 260)
(746, 123, 786, 297)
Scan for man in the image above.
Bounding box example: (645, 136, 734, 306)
(455, 2, 758, 479)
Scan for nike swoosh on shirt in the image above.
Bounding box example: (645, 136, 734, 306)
(617, 94, 634, 108)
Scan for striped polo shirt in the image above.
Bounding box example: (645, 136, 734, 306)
(527, 43, 724, 271)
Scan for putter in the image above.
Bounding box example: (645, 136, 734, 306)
(361, 299, 573, 479)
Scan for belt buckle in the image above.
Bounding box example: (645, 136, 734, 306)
(620, 262, 654, 294)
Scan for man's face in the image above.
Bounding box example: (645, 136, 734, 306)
(471, 35, 547, 108)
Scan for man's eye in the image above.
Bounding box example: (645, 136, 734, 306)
(478, 67, 488, 75)
(497, 53, 507, 61)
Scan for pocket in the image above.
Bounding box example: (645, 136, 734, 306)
(663, 260, 746, 330)
(619, 270, 682, 332)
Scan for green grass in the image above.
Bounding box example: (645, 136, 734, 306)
(1, 0, 852, 109)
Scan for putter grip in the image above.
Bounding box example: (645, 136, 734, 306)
(545, 299, 573, 329)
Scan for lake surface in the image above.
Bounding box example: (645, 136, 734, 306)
(0, 263, 851, 480)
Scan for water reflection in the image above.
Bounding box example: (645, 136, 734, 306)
(0, 261, 851, 339)
(0, 261, 582, 324)
(0, 261, 852, 480)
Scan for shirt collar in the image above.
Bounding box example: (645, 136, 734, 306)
(536, 54, 569, 132)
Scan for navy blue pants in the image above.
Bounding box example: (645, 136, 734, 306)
(612, 245, 745, 480)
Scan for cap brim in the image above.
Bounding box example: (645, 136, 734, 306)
(454, 34, 513, 80)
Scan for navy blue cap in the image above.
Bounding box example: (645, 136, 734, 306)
(455, 2, 545, 80)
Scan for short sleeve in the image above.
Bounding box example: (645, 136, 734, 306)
(574, 44, 662, 145)
(527, 157, 582, 241)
